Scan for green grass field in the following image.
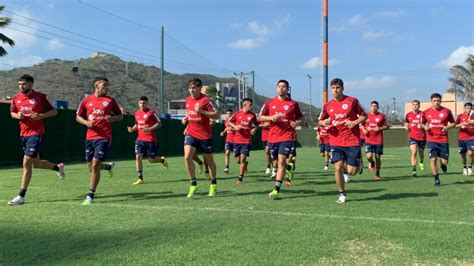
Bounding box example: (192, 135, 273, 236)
(1, 147, 473, 264)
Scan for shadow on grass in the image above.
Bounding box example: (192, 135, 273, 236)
(213, 188, 385, 200)
(352, 192, 439, 202)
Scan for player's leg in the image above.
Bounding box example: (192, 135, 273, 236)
(459, 140, 467, 175)
(334, 157, 347, 204)
(467, 149, 473, 175)
(133, 140, 145, 185)
(202, 152, 217, 196)
(439, 143, 449, 174)
(184, 144, 198, 197)
(268, 142, 289, 199)
(237, 154, 247, 184)
(374, 145, 383, 181)
(224, 142, 232, 174)
(147, 141, 168, 169)
(417, 140, 426, 170)
(427, 142, 441, 186)
(366, 145, 375, 173)
(192, 153, 204, 174)
(265, 143, 272, 175)
(409, 141, 418, 176)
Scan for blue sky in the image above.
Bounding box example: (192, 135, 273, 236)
(1, 0, 473, 109)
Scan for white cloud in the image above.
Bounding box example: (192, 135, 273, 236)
(228, 38, 266, 50)
(346, 75, 396, 90)
(374, 9, 405, 18)
(300, 57, 339, 70)
(47, 39, 64, 50)
(2, 54, 43, 69)
(437, 45, 474, 68)
(2, 8, 38, 49)
(331, 14, 368, 32)
(362, 30, 393, 40)
(228, 14, 291, 50)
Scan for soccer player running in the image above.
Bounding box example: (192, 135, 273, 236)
(127, 96, 168, 185)
(318, 78, 367, 204)
(360, 101, 389, 181)
(420, 93, 455, 186)
(316, 124, 331, 171)
(220, 109, 235, 174)
(260, 120, 272, 175)
(228, 98, 258, 184)
(260, 80, 303, 200)
(404, 99, 426, 177)
(7, 74, 65, 206)
(183, 78, 219, 197)
(76, 77, 123, 205)
(455, 102, 474, 175)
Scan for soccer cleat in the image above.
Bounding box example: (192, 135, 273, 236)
(287, 163, 294, 181)
(434, 179, 441, 187)
(419, 162, 425, 171)
(7, 195, 24, 206)
(463, 168, 468, 176)
(468, 168, 473, 176)
(270, 170, 277, 180)
(161, 156, 169, 170)
(187, 186, 197, 198)
(412, 171, 417, 177)
(133, 179, 144, 186)
(369, 165, 375, 173)
(374, 175, 381, 181)
(265, 167, 271, 175)
(208, 184, 216, 196)
(344, 173, 350, 183)
(104, 162, 115, 178)
(224, 167, 229, 174)
(56, 163, 65, 180)
(324, 165, 329, 171)
(268, 189, 279, 200)
(337, 195, 347, 204)
(82, 196, 93, 206)
(197, 163, 203, 174)
(441, 164, 447, 174)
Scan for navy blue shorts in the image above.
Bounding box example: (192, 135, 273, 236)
(427, 142, 449, 160)
(290, 141, 297, 157)
(21, 134, 43, 158)
(319, 143, 330, 153)
(458, 139, 474, 154)
(85, 139, 110, 162)
(262, 140, 268, 149)
(365, 143, 384, 155)
(135, 140, 158, 158)
(330, 146, 361, 167)
(234, 143, 250, 157)
(225, 141, 234, 151)
(409, 138, 426, 149)
(268, 141, 293, 160)
(184, 135, 213, 154)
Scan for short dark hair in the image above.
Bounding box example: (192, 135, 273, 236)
(188, 78, 202, 87)
(93, 77, 108, 87)
(412, 99, 420, 104)
(371, 101, 379, 106)
(242, 98, 253, 104)
(225, 109, 233, 113)
(430, 93, 442, 100)
(330, 78, 344, 87)
(464, 102, 472, 107)
(139, 96, 149, 102)
(18, 74, 34, 83)
(287, 93, 292, 98)
(277, 79, 289, 88)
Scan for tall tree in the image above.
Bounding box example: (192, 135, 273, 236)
(447, 54, 474, 102)
(0, 5, 15, 56)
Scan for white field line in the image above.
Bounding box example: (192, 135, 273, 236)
(47, 201, 474, 227)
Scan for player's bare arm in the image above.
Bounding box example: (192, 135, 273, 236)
(127, 124, 138, 133)
(76, 115, 94, 128)
(30, 109, 58, 121)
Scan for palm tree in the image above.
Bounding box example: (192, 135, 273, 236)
(0, 5, 15, 56)
(447, 54, 474, 102)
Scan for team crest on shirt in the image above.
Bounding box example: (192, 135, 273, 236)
(29, 99, 36, 104)
(144, 114, 148, 118)
(103, 101, 109, 107)
(416, 115, 420, 118)
(342, 104, 348, 110)
(88, 103, 93, 107)
(284, 105, 289, 110)
(247, 117, 252, 120)
(439, 113, 444, 118)
(17, 100, 21, 103)
(375, 118, 380, 122)
(329, 109, 333, 112)
(272, 106, 276, 109)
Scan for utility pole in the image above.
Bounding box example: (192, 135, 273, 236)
(234, 71, 255, 110)
(307, 74, 313, 127)
(72, 65, 79, 109)
(251, 70, 255, 111)
(391, 97, 397, 122)
(160, 26, 165, 115)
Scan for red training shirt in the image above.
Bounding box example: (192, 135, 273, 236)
(185, 93, 216, 140)
(363, 112, 388, 145)
(260, 96, 303, 143)
(405, 111, 426, 141)
(423, 106, 454, 143)
(456, 112, 474, 141)
(134, 108, 160, 142)
(10, 90, 54, 137)
(229, 110, 258, 144)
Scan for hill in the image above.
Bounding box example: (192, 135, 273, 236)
(0, 54, 319, 126)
